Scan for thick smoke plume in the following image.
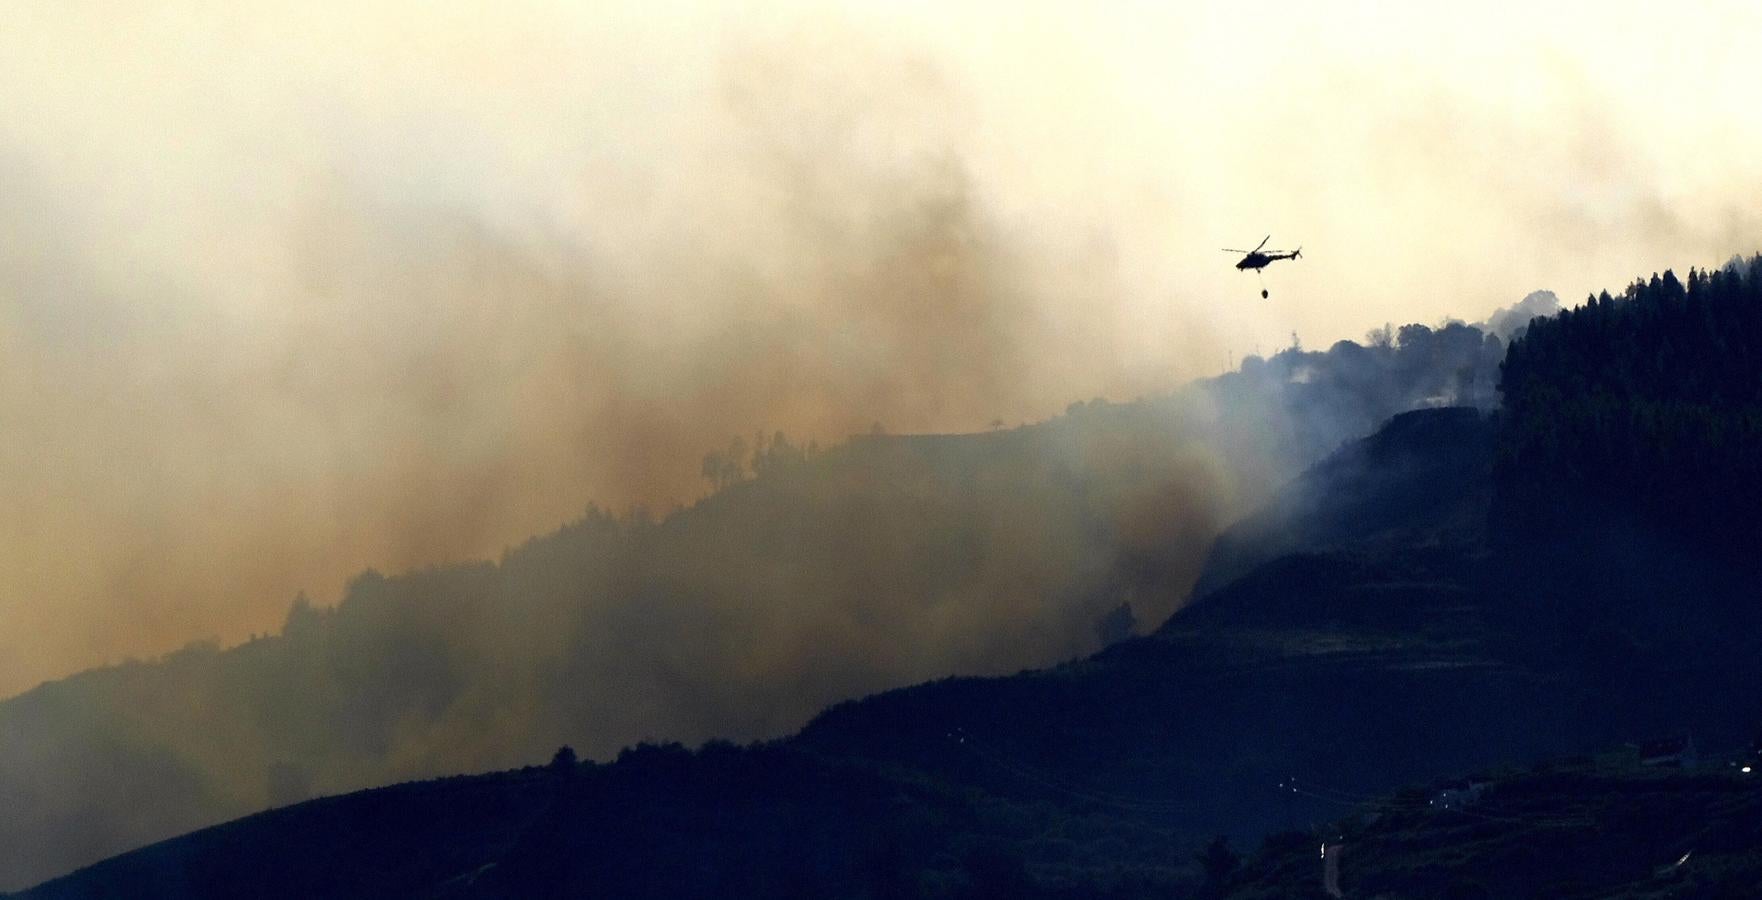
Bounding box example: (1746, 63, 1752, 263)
(0, 313, 1507, 889)
(5, 2, 1762, 698)
(6, 1, 1762, 889)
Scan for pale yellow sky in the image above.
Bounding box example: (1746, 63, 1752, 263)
(3, 0, 1760, 696)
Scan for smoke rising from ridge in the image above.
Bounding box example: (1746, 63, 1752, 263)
(5, 0, 1762, 700)
(0, 13, 1176, 696)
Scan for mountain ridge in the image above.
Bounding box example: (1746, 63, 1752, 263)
(21, 406, 1579, 899)
(0, 320, 1509, 891)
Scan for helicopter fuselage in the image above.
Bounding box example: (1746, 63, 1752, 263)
(1235, 250, 1298, 271)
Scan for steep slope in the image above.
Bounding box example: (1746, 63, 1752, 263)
(0, 400, 1226, 892)
(26, 382, 1762, 898)
(25, 267, 1762, 897)
(0, 323, 1506, 891)
(1189, 406, 1493, 598)
(795, 408, 1585, 852)
(21, 408, 1580, 899)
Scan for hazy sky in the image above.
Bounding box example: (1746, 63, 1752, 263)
(3, 0, 1761, 697)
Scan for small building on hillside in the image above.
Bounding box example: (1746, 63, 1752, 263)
(1430, 778, 1490, 809)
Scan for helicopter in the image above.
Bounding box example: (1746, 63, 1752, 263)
(1223, 235, 1302, 298)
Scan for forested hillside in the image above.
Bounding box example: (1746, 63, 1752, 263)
(26, 407, 1534, 900)
(1498, 258, 1762, 564)
(1494, 257, 1762, 671)
(26, 261, 1762, 897)
(0, 320, 1503, 891)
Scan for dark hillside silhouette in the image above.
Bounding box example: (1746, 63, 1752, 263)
(1494, 258, 1762, 673)
(1192, 406, 1494, 597)
(1499, 259, 1762, 564)
(0, 314, 1511, 890)
(28, 331, 1762, 897)
(28, 407, 1586, 899)
(1225, 755, 1762, 898)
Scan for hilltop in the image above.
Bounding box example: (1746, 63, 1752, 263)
(18, 258, 1762, 896)
(0, 319, 1503, 891)
(18, 406, 1570, 899)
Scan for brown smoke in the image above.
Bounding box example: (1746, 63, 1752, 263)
(0, 17, 1205, 699)
(5, 1, 1762, 703)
